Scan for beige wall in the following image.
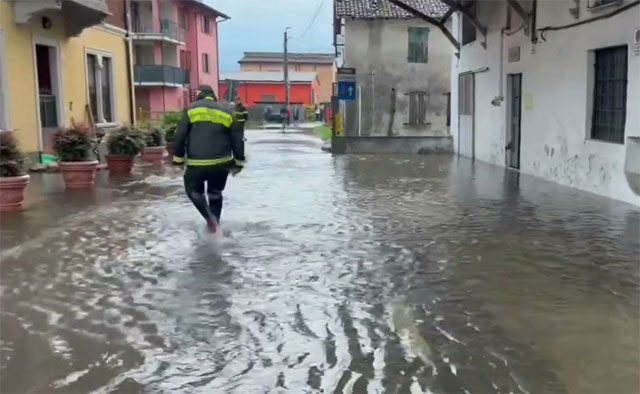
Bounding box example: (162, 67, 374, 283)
(240, 62, 336, 103)
(0, 1, 131, 153)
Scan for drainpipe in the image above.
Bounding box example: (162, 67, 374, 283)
(125, 0, 137, 125)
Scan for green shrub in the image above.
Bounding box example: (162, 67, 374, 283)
(53, 126, 94, 162)
(161, 111, 182, 129)
(164, 126, 176, 143)
(107, 127, 144, 156)
(143, 127, 164, 147)
(0, 131, 27, 177)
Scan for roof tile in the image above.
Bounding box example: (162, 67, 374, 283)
(336, 0, 449, 19)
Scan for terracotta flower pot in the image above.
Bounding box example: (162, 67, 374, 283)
(166, 142, 174, 158)
(59, 161, 99, 189)
(106, 154, 135, 175)
(141, 146, 164, 165)
(0, 174, 30, 212)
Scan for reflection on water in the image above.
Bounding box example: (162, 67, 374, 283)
(1, 130, 638, 393)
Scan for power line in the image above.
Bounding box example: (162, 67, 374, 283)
(300, 0, 325, 39)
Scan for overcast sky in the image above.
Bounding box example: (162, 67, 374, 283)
(208, 0, 334, 71)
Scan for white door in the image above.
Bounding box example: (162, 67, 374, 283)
(458, 73, 474, 159)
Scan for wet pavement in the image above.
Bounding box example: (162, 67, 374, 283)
(1, 129, 639, 394)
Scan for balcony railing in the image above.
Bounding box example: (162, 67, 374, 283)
(132, 18, 185, 43)
(160, 19, 185, 43)
(134, 65, 190, 86)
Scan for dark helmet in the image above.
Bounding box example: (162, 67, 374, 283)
(196, 85, 217, 101)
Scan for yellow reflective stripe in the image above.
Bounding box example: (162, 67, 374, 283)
(186, 156, 234, 166)
(205, 97, 215, 101)
(172, 156, 185, 163)
(187, 107, 233, 127)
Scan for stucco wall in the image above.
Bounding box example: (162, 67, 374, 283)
(0, 1, 131, 153)
(450, 0, 640, 205)
(343, 18, 452, 137)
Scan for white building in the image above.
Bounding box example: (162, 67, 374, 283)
(334, 0, 453, 137)
(449, 0, 640, 205)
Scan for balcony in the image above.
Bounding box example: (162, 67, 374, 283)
(134, 65, 190, 87)
(132, 19, 186, 45)
(14, 0, 109, 36)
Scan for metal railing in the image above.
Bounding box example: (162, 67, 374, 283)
(160, 19, 185, 43)
(134, 65, 189, 86)
(39, 95, 58, 128)
(132, 18, 185, 43)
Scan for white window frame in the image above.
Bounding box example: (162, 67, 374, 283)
(84, 48, 117, 126)
(0, 28, 10, 130)
(32, 36, 64, 151)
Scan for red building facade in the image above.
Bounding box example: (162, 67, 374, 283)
(218, 72, 320, 107)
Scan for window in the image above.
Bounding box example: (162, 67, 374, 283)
(461, 3, 477, 45)
(201, 15, 211, 34)
(408, 91, 428, 126)
(178, 8, 188, 29)
(180, 49, 191, 69)
(86, 52, 114, 124)
(591, 45, 627, 143)
(588, 0, 621, 9)
(202, 53, 210, 73)
(408, 27, 429, 63)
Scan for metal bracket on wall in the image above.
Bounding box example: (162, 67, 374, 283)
(506, 0, 531, 33)
(439, 0, 488, 49)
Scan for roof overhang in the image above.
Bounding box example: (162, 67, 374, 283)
(183, 0, 230, 20)
(14, 0, 109, 36)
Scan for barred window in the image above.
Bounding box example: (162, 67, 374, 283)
(591, 45, 627, 144)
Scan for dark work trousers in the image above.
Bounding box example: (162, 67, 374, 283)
(184, 165, 230, 222)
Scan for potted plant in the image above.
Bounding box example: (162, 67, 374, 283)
(0, 130, 30, 212)
(53, 126, 98, 189)
(105, 127, 143, 175)
(164, 126, 176, 157)
(141, 127, 165, 164)
(161, 111, 181, 157)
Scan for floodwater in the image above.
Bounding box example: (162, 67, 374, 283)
(1, 129, 639, 394)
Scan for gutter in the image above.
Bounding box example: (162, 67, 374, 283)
(216, 16, 230, 99)
(124, 0, 136, 125)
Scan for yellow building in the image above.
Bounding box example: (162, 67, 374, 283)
(0, 0, 133, 158)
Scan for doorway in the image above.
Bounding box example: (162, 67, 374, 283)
(458, 73, 475, 158)
(506, 73, 522, 169)
(35, 42, 62, 153)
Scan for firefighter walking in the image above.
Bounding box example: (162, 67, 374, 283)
(173, 85, 245, 234)
(233, 96, 249, 131)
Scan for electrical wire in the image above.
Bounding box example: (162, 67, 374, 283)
(300, 0, 325, 39)
(538, 0, 639, 41)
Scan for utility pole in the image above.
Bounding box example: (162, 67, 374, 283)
(284, 27, 291, 121)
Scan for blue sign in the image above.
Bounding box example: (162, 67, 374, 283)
(338, 81, 356, 101)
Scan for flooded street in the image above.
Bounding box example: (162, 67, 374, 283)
(1, 129, 639, 394)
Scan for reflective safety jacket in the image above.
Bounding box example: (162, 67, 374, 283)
(234, 103, 249, 124)
(173, 97, 245, 167)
